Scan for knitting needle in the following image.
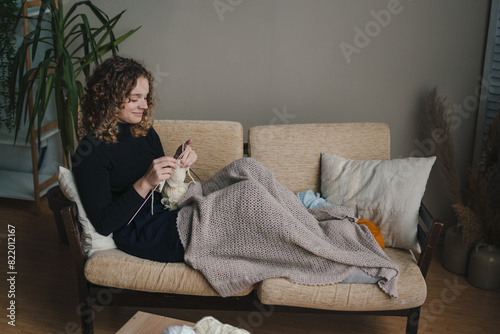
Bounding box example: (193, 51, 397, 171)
(127, 141, 189, 225)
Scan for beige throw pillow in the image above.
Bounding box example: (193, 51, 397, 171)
(58, 166, 117, 256)
(320, 153, 436, 252)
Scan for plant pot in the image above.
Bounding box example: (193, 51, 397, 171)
(442, 224, 472, 275)
(467, 243, 500, 290)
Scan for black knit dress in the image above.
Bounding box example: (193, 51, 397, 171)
(72, 122, 184, 262)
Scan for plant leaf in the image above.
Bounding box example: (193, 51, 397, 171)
(74, 25, 141, 76)
(31, 0, 51, 61)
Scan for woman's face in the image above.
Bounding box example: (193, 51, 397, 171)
(117, 76, 149, 124)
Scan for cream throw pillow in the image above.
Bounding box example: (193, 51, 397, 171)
(58, 166, 117, 256)
(320, 153, 436, 252)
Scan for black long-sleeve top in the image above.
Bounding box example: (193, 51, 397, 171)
(72, 123, 164, 236)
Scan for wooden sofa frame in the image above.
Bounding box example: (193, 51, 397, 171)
(53, 183, 442, 334)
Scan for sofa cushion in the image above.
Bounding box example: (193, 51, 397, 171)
(248, 123, 390, 194)
(85, 249, 253, 296)
(154, 120, 244, 183)
(320, 153, 436, 252)
(256, 247, 426, 311)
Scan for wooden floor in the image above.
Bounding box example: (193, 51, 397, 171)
(1, 196, 499, 334)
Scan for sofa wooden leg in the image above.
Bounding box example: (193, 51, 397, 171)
(75, 281, 94, 334)
(78, 301, 94, 334)
(406, 307, 421, 334)
(81, 317, 94, 334)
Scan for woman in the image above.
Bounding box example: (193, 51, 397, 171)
(73, 56, 196, 262)
(73, 56, 399, 298)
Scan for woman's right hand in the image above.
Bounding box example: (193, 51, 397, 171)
(133, 156, 179, 198)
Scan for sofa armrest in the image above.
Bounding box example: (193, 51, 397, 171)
(416, 203, 443, 279)
(48, 185, 90, 299)
(48, 185, 88, 265)
(61, 202, 89, 267)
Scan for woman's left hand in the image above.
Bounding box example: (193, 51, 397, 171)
(174, 139, 197, 168)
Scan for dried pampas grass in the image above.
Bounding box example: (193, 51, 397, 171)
(426, 88, 500, 247)
(425, 87, 462, 205)
(452, 204, 482, 246)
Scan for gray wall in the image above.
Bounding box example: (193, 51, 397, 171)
(88, 0, 490, 227)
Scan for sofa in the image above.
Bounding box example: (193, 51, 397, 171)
(51, 120, 443, 334)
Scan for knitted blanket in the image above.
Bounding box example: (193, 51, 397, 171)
(176, 158, 399, 298)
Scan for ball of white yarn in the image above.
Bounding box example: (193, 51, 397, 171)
(161, 160, 191, 210)
(193, 316, 250, 334)
(164, 325, 197, 334)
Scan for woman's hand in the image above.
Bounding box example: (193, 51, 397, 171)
(174, 139, 198, 168)
(133, 156, 178, 198)
(133, 140, 197, 198)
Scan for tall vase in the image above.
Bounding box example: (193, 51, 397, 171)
(442, 224, 472, 275)
(467, 243, 500, 290)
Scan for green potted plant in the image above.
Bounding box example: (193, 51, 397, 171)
(8, 0, 140, 162)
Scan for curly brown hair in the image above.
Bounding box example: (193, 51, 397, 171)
(79, 56, 156, 144)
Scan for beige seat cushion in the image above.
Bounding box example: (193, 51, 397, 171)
(248, 123, 390, 194)
(84, 249, 253, 296)
(256, 247, 426, 311)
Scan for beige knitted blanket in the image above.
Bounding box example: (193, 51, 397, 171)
(176, 158, 399, 298)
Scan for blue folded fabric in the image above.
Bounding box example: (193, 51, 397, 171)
(296, 190, 332, 209)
